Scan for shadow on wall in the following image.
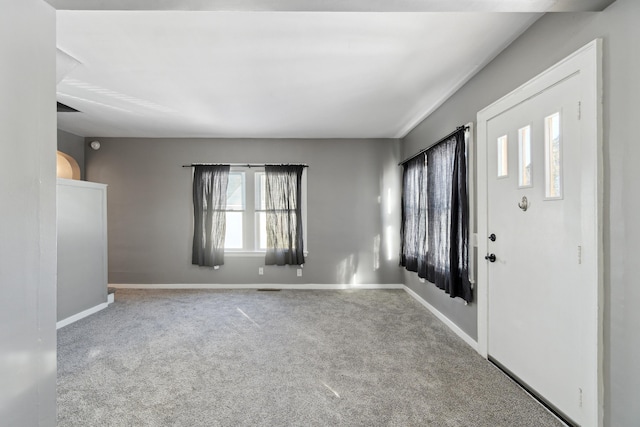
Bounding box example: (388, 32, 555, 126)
(343, 146, 401, 285)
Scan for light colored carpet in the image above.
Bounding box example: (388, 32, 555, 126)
(57, 289, 562, 426)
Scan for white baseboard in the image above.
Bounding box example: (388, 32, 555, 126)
(56, 302, 109, 330)
(402, 286, 479, 352)
(109, 283, 404, 290)
(107, 292, 115, 304)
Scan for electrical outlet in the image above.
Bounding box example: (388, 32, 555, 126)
(258, 267, 264, 275)
(297, 269, 302, 277)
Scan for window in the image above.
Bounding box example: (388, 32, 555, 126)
(497, 135, 508, 178)
(224, 167, 307, 253)
(545, 112, 562, 199)
(255, 171, 268, 250)
(518, 125, 532, 188)
(224, 172, 245, 249)
(400, 128, 472, 303)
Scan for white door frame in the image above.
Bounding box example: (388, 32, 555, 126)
(476, 39, 603, 426)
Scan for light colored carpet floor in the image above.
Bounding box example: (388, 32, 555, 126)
(57, 289, 563, 426)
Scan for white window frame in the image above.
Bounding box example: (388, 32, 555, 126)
(224, 166, 308, 256)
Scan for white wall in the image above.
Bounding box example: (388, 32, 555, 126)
(0, 1, 57, 425)
(401, 1, 640, 424)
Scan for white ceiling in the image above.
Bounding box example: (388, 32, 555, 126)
(54, 1, 615, 139)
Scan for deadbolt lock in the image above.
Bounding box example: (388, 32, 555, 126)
(485, 253, 496, 263)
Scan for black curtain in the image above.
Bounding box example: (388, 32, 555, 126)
(425, 130, 471, 302)
(192, 164, 230, 267)
(400, 153, 428, 277)
(400, 129, 472, 303)
(264, 165, 305, 266)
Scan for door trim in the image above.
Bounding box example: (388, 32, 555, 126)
(476, 39, 603, 426)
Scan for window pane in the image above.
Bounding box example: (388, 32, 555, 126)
(255, 172, 266, 210)
(518, 126, 532, 187)
(545, 112, 562, 198)
(256, 212, 267, 250)
(225, 212, 243, 249)
(226, 172, 245, 210)
(497, 135, 508, 178)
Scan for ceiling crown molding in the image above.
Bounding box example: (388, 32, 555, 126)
(46, 0, 616, 12)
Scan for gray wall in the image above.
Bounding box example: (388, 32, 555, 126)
(0, 1, 57, 425)
(57, 129, 86, 179)
(401, 1, 639, 425)
(86, 138, 402, 285)
(57, 180, 108, 322)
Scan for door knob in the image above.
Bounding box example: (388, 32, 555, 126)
(485, 253, 496, 262)
(518, 196, 529, 211)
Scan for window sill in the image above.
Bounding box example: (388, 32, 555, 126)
(224, 251, 309, 258)
(225, 251, 266, 258)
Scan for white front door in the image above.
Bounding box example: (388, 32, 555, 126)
(487, 73, 584, 423)
(477, 40, 602, 427)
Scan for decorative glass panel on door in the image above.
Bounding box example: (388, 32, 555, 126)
(545, 112, 562, 199)
(497, 135, 508, 178)
(518, 125, 532, 188)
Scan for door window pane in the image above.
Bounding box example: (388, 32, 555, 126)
(497, 135, 508, 178)
(518, 125, 532, 188)
(545, 112, 562, 198)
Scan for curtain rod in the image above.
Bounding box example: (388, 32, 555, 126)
(398, 125, 469, 166)
(182, 163, 308, 168)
